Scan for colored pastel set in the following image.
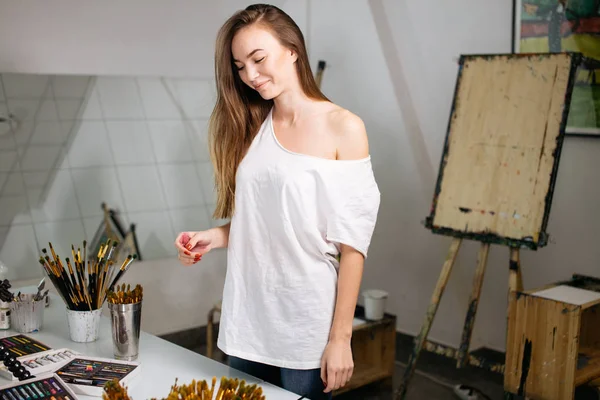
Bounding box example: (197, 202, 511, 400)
(0, 337, 50, 359)
(0, 335, 140, 398)
(55, 356, 140, 397)
(0, 347, 81, 382)
(0, 374, 78, 400)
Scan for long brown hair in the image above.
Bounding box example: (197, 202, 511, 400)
(209, 3, 329, 219)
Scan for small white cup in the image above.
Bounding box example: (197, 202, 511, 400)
(66, 308, 102, 342)
(363, 289, 388, 320)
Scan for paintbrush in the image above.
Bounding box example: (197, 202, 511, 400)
(43, 248, 77, 305)
(107, 254, 137, 293)
(100, 243, 118, 289)
(100, 376, 265, 400)
(38, 258, 72, 308)
(39, 240, 136, 311)
(107, 284, 143, 305)
(72, 245, 86, 292)
(33, 278, 45, 301)
(73, 246, 92, 309)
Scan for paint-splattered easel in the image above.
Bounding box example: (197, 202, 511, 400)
(395, 52, 583, 399)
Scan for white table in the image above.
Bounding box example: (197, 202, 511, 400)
(0, 292, 302, 400)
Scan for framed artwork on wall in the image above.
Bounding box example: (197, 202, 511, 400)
(512, 0, 600, 137)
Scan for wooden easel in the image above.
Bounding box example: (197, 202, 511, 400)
(394, 52, 582, 399)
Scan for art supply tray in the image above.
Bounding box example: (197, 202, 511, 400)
(0, 348, 81, 381)
(0, 373, 77, 400)
(0, 335, 51, 358)
(55, 356, 140, 397)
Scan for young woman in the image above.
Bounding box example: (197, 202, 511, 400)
(174, 4, 380, 399)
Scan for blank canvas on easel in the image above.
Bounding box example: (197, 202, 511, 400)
(425, 53, 580, 250)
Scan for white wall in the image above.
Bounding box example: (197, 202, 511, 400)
(1, 0, 599, 353)
(0, 0, 289, 78)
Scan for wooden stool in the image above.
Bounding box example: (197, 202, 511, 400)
(505, 274, 600, 399)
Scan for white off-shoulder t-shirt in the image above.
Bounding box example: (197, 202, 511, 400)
(217, 108, 380, 369)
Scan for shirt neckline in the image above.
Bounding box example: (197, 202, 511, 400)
(268, 108, 371, 164)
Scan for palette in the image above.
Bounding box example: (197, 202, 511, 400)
(0, 336, 51, 358)
(0, 349, 81, 381)
(56, 356, 140, 397)
(0, 373, 77, 400)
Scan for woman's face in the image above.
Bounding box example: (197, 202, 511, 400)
(231, 24, 297, 99)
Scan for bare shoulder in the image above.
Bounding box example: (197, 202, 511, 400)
(325, 105, 369, 160)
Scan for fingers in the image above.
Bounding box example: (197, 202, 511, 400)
(177, 251, 202, 266)
(324, 366, 336, 393)
(339, 369, 347, 390)
(180, 232, 191, 244)
(323, 364, 353, 393)
(320, 359, 327, 387)
(184, 232, 200, 251)
(174, 232, 204, 266)
(179, 252, 202, 262)
(174, 232, 193, 253)
(335, 370, 344, 392)
(174, 232, 201, 266)
(342, 365, 353, 386)
(324, 366, 334, 392)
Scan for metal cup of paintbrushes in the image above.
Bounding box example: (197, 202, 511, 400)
(9, 294, 45, 333)
(109, 301, 142, 361)
(108, 285, 143, 361)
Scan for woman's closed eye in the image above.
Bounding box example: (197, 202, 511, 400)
(236, 57, 265, 71)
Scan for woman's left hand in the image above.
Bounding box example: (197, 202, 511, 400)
(320, 338, 354, 393)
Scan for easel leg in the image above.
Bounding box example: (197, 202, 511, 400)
(456, 242, 491, 368)
(207, 309, 214, 359)
(508, 247, 523, 292)
(395, 238, 462, 400)
(505, 247, 522, 392)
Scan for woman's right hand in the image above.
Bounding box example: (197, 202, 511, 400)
(174, 231, 214, 266)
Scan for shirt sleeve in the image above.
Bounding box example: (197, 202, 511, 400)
(325, 158, 381, 258)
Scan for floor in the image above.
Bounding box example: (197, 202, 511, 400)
(187, 343, 506, 400)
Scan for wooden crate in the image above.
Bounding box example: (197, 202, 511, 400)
(505, 278, 600, 399)
(334, 306, 396, 396)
